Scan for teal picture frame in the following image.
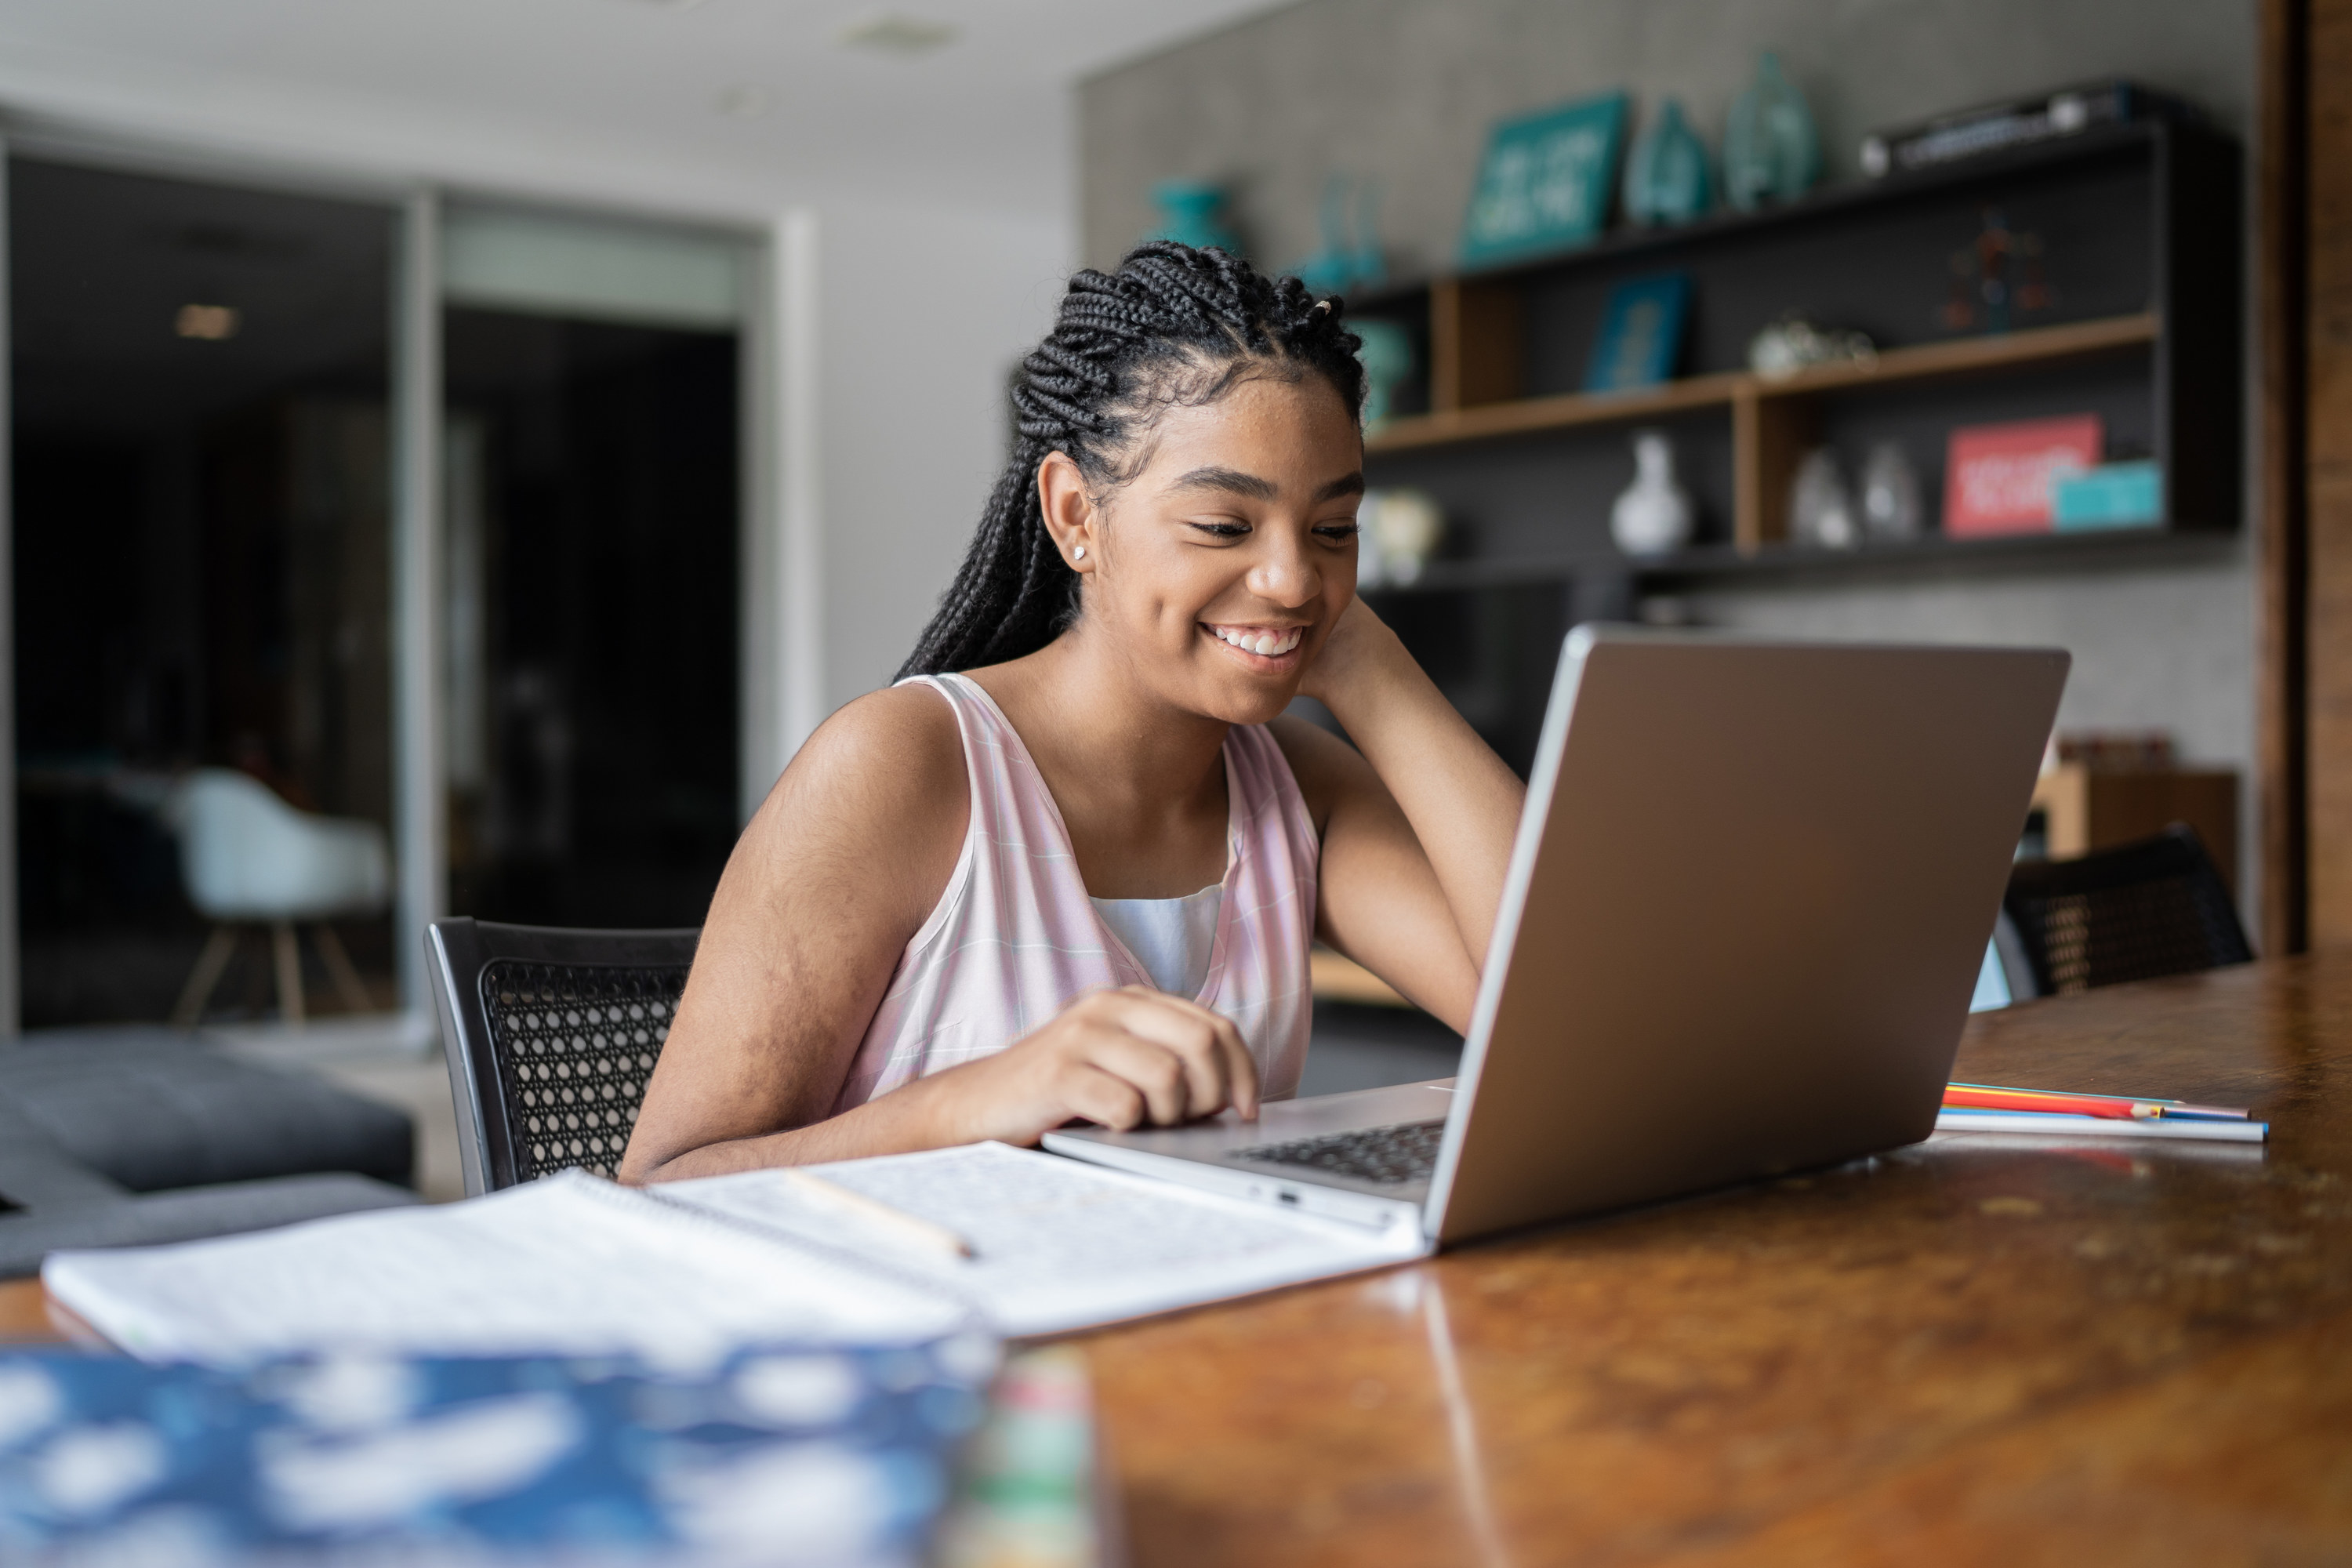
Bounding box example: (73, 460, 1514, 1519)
(1584, 273, 1693, 393)
(1461, 93, 1630, 268)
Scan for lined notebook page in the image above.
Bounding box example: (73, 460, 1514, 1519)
(663, 1142, 1430, 1337)
(44, 1172, 969, 1368)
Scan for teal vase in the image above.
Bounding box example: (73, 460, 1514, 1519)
(1722, 53, 1820, 211)
(1623, 99, 1713, 227)
(1150, 180, 1242, 256)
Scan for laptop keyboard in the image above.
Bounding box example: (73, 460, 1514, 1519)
(1226, 1120, 1446, 1185)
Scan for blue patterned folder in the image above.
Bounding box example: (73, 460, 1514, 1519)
(0, 1335, 997, 1566)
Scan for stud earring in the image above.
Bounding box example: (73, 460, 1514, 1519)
(1073, 546, 1087, 561)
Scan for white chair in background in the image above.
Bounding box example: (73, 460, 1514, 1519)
(166, 768, 393, 1027)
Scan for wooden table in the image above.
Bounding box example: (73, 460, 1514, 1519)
(9, 954, 2352, 1562)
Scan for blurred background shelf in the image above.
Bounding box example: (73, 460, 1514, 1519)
(1331, 118, 2239, 780)
(1369, 521, 2238, 596)
(1366, 310, 2160, 456)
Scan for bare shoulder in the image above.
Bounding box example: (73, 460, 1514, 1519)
(744, 684, 969, 890)
(789, 684, 964, 802)
(1266, 713, 1379, 829)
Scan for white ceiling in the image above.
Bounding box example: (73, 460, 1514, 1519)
(0, 1, 1282, 224)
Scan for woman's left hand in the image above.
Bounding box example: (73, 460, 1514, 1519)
(1298, 594, 1403, 709)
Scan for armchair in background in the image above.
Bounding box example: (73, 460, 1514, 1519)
(166, 769, 391, 1027)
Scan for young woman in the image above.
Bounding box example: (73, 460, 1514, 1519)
(619, 243, 1525, 1184)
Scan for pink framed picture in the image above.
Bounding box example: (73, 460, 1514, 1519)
(1943, 414, 2105, 536)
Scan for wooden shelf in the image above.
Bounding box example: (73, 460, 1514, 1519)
(1361, 522, 2236, 595)
(1338, 122, 2239, 782)
(1345, 120, 2172, 315)
(1366, 370, 1747, 452)
(2029, 764, 2241, 895)
(1365, 312, 2159, 456)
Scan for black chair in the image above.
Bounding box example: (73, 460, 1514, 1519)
(426, 919, 699, 1196)
(2001, 824, 2252, 997)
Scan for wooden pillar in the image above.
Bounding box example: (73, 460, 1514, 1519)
(2263, 0, 2311, 953)
(2305, 0, 2352, 945)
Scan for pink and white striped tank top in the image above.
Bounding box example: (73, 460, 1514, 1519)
(830, 672, 1319, 1114)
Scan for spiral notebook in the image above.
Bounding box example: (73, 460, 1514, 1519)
(43, 1144, 1425, 1367)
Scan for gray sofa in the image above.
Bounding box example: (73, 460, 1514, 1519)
(0, 1027, 419, 1279)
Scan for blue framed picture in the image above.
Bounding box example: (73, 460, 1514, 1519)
(1461, 93, 1630, 268)
(1584, 273, 1693, 392)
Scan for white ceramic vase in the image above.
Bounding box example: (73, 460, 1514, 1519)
(1610, 430, 1694, 556)
(1860, 441, 1924, 542)
(1790, 448, 1860, 549)
(1369, 489, 1444, 585)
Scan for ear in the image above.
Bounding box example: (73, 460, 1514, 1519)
(1036, 452, 1100, 572)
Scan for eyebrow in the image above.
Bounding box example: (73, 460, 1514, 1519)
(1167, 466, 1367, 503)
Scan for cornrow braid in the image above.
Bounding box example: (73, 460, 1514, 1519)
(897, 241, 1367, 678)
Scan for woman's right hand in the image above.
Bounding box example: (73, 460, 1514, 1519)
(922, 986, 1261, 1148)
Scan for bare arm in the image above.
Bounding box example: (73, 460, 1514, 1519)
(1277, 599, 1526, 1033)
(620, 688, 1258, 1185)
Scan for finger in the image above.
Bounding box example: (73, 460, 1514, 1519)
(1062, 1062, 1148, 1131)
(1223, 1026, 1261, 1120)
(1080, 1031, 1195, 1126)
(1095, 992, 1240, 1120)
(1130, 989, 1258, 1120)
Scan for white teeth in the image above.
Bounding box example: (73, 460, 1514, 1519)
(1211, 626, 1301, 657)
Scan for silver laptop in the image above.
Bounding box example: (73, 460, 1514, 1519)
(1044, 627, 2068, 1247)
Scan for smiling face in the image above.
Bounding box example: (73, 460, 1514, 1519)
(1042, 370, 1363, 726)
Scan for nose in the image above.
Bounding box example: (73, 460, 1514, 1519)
(1245, 526, 1323, 608)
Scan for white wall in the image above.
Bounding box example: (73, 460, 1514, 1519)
(815, 204, 1072, 714)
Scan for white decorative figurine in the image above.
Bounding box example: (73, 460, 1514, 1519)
(1365, 488, 1444, 586)
(1860, 441, 1924, 542)
(1610, 429, 1695, 557)
(1790, 447, 1860, 549)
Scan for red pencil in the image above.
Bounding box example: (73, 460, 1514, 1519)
(1943, 1087, 2160, 1120)
(1943, 1083, 2252, 1120)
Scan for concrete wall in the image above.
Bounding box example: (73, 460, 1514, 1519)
(1077, 0, 2267, 925)
(1079, 0, 2252, 276)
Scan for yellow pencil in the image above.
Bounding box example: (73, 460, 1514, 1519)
(780, 1168, 978, 1261)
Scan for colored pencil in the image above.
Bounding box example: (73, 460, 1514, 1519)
(1936, 1109, 2267, 1143)
(1944, 1082, 2251, 1120)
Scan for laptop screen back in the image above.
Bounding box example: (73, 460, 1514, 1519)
(1426, 630, 2068, 1244)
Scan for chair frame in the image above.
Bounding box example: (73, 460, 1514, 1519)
(426, 918, 700, 1196)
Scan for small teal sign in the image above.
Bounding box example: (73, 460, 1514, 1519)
(1461, 93, 1629, 268)
(1584, 273, 1692, 393)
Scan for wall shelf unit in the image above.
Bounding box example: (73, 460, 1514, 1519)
(1341, 118, 2241, 773)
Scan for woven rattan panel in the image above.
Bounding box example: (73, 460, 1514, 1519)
(479, 960, 687, 1181)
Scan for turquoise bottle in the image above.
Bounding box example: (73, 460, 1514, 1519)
(1722, 53, 1821, 211)
(1623, 98, 1713, 227)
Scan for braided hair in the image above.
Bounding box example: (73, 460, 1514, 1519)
(897, 241, 1368, 678)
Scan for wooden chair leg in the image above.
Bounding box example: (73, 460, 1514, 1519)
(271, 920, 307, 1027)
(171, 925, 239, 1029)
(314, 923, 373, 1014)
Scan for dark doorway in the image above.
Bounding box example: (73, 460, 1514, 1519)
(441, 308, 739, 929)
(10, 158, 396, 1027)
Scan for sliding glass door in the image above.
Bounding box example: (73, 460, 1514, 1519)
(438, 205, 746, 929)
(9, 158, 397, 1029)
(9, 162, 758, 1033)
